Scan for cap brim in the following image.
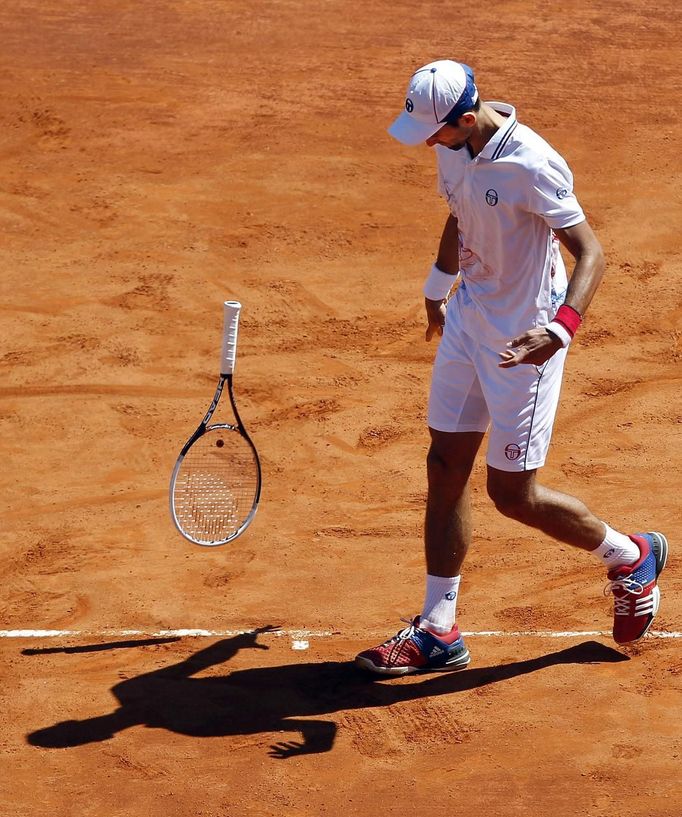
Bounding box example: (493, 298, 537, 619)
(387, 111, 442, 145)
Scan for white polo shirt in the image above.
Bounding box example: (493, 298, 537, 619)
(436, 102, 585, 347)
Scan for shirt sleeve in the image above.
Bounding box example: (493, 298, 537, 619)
(527, 156, 585, 229)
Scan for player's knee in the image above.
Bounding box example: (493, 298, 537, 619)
(487, 479, 535, 521)
(426, 445, 471, 489)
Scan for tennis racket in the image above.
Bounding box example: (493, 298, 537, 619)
(170, 300, 261, 546)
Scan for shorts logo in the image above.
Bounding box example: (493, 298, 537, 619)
(505, 443, 522, 461)
(405, 98, 414, 113)
(556, 188, 569, 199)
(485, 189, 499, 206)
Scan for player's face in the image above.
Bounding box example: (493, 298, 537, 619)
(425, 120, 474, 151)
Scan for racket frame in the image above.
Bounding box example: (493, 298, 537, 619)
(169, 376, 262, 546)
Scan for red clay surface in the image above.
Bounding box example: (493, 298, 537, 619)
(1, 1, 681, 815)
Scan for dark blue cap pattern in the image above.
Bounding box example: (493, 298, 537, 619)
(441, 63, 478, 125)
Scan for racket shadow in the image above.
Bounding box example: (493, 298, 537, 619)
(26, 633, 628, 758)
(22, 637, 181, 656)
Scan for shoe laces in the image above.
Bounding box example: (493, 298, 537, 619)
(382, 617, 419, 646)
(379, 617, 420, 666)
(604, 575, 644, 600)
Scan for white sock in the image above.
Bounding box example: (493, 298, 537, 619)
(591, 523, 640, 569)
(420, 574, 460, 635)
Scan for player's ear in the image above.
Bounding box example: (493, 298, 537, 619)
(460, 111, 477, 127)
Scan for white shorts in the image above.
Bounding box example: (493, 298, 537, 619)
(428, 299, 568, 472)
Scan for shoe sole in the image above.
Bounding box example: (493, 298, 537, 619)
(355, 649, 471, 676)
(618, 531, 668, 644)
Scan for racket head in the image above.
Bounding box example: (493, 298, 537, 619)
(170, 423, 261, 546)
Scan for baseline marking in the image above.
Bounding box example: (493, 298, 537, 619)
(1, 629, 681, 639)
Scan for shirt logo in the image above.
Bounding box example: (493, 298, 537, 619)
(405, 98, 414, 113)
(505, 443, 521, 461)
(556, 188, 569, 200)
(485, 189, 499, 206)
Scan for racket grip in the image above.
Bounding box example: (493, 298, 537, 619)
(221, 300, 242, 375)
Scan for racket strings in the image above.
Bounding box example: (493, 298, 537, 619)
(173, 429, 259, 542)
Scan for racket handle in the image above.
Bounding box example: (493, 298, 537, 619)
(221, 300, 242, 375)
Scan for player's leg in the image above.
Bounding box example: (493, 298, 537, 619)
(417, 427, 484, 650)
(485, 466, 604, 550)
(486, 467, 668, 643)
(425, 428, 485, 576)
(480, 345, 667, 646)
(355, 304, 486, 675)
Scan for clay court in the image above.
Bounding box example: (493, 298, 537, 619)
(2, 1, 681, 814)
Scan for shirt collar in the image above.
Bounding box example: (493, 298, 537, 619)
(477, 102, 518, 160)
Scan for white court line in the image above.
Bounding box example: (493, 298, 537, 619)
(1, 629, 681, 639)
(0, 629, 335, 639)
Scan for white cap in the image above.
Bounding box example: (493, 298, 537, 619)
(388, 60, 479, 145)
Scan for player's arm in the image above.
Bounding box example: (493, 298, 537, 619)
(553, 220, 605, 316)
(435, 212, 460, 274)
(425, 213, 460, 341)
(499, 219, 605, 367)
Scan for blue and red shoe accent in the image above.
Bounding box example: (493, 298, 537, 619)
(355, 617, 470, 675)
(605, 531, 668, 644)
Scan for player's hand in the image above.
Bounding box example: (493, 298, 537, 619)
(268, 741, 307, 759)
(425, 298, 447, 341)
(498, 328, 562, 368)
(249, 624, 281, 649)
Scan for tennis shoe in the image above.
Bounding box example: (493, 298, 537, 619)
(355, 617, 470, 676)
(605, 531, 668, 645)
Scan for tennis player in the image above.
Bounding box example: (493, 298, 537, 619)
(356, 60, 668, 675)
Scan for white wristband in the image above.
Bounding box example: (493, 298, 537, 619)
(545, 321, 572, 348)
(423, 263, 457, 301)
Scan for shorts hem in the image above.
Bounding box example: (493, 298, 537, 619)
(428, 421, 489, 434)
(486, 457, 547, 472)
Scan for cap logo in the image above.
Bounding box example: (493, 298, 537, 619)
(405, 98, 414, 113)
(485, 189, 499, 206)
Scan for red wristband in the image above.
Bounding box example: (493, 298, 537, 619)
(554, 304, 582, 338)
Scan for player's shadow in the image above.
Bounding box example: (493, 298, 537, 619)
(27, 629, 628, 758)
